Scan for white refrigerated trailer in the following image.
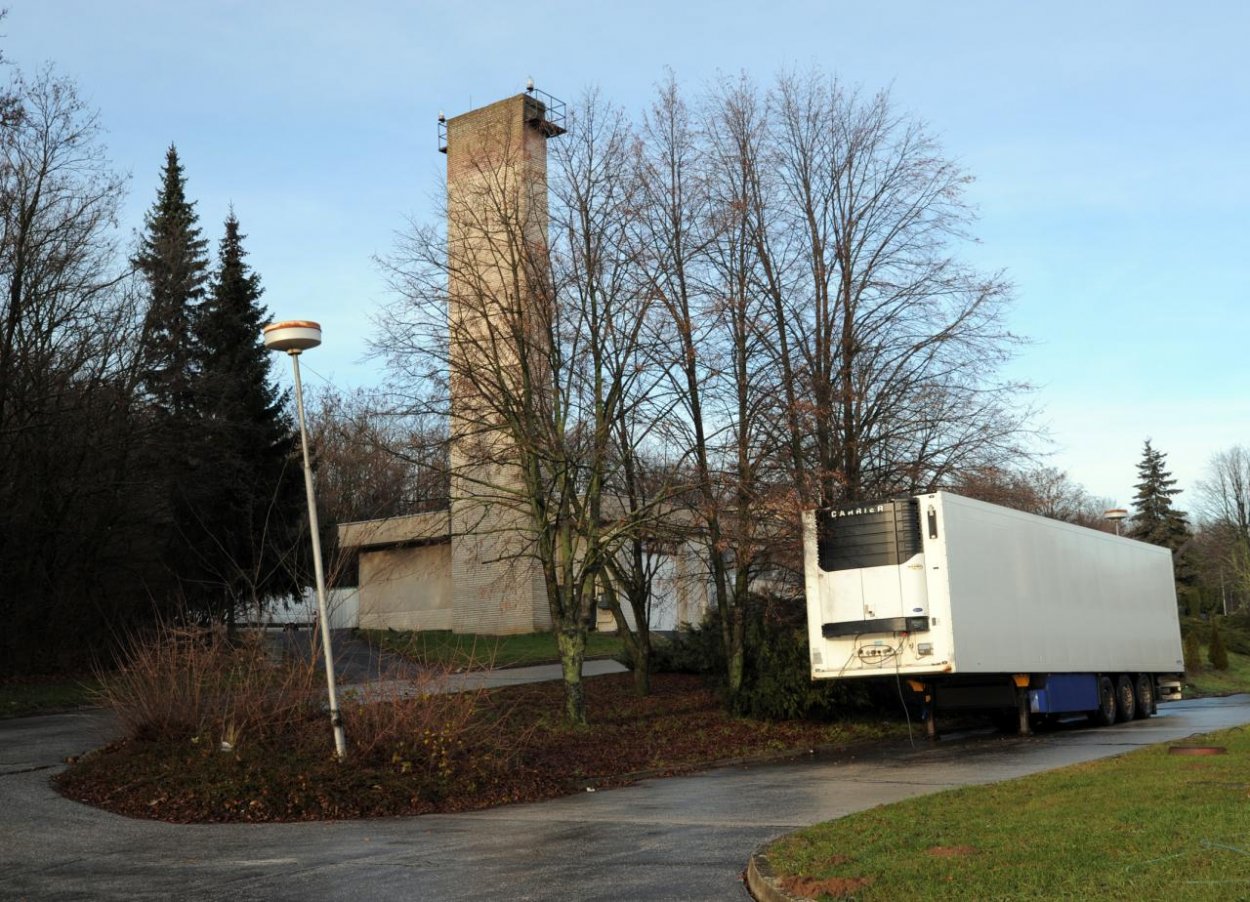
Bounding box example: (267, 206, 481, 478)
(803, 492, 1185, 736)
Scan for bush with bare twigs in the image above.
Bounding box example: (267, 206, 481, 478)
(343, 673, 497, 797)
(96, 624, 509, 801)
(98, 623, 322, 745)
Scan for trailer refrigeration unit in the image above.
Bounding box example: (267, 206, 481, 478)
(803, 492, 1185, 737)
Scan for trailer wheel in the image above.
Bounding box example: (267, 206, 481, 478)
(1134, 675, 1155, 719)
(1090, 676, 1117, 727)
(1114, 675, 1136, 723)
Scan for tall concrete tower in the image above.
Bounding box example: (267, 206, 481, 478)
(442, 90, 565, 634)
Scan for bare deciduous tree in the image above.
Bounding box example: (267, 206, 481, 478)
(305, 385, 449, 585)
(756, 72, 1028, 506)
(1194, 446, 1250, 612)
(377, 93, 665, 723)
(375, 72, 1032, 714)
(1196, 446, 1250, 535)
(309, 386, 449, 521)
(0, 67, 143, 672)
(951, 465, 1111, 529)
(629, 73, 1031, 705)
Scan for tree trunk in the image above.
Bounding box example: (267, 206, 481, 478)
(726, 607, 746, 703)
(630, 610, 652, 696)
(556, 626, 588, 726)
(601, 573, 653, 696)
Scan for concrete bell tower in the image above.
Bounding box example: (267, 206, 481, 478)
(441, 88, 566, 634)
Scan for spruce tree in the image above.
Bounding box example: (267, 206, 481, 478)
(133, 145, 209, 416)
(193, 213, 303, 623)
(1128, 440, 1190, 551)
(1208, 621, 1229, 670)
(1182, 630, 1202, 673)
(132, 146, 212, 613)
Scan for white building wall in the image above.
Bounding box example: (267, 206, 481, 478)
(261, 586, 359, 631)
(596, 544, 712, 633)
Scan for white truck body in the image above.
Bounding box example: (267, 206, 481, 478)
(804, 492, 1185, 681)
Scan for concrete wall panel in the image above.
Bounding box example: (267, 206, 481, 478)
(357, 542, 453, 632)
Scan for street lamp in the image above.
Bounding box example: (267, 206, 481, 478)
(1104, 508, 1128, 537)
(263, 320, 347, 760)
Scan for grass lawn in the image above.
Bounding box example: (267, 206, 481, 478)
(764, 724, 1250, 900)
(0, 676, 100, 719)
(361, 628, 624, 669)
(57, 672, 902, 823)
(1185, 650, 1250, 698)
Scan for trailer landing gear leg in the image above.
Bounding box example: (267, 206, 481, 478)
(925, 685, 937, 742)
(1016, 688, 1032, 737)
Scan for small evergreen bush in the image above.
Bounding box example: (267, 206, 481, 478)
(1217, 614, 1250, 655)
(655, 619, 726, 674)
(732, 595, 873, 720)
(634, 596, 876, 720)
(1182, 631, 1202, 673)
(1208, 621, 1230, 671)
(615, 617, 724, 674)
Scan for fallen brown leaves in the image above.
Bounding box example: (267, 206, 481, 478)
(55, 673, 891, 823)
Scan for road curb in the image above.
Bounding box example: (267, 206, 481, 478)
(746, 849, 809, 902)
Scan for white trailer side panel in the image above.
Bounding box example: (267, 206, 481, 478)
(805, 492, 1184, 680)
(932, 493, 1183, 674)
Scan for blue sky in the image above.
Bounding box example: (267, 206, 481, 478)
(7, 1, 1248, 511)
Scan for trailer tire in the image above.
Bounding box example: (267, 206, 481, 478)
(1115, 675, 1136, 723)
(1091, 676, 1117, 726)
(1134, 675, 1154, 719)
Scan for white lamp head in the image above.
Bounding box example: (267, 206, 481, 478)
(263, 320, 322, 354)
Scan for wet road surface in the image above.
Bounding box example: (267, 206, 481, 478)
(3, 693, 1248, 900)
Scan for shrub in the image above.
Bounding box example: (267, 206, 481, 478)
(1216, 614, 1250, 656)
(634, 597, 874, 721)
(341, 656, 505, 798)
(1208, 621, 1230, 671)
(99, 623, 321, 745)
(644, 620, 725, 675)
(734, 595, 873, 721)
(344, 687, 480, 798)
(1182, 631, 1203, 673)
(100, 623, 503, 798)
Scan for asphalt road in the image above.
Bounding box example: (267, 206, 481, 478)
(277, 629, 425, 683)
(3, 695, 1248, 901)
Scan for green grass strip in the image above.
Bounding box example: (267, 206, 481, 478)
(360, 629, 624, 670)
(766, 725, 1250, 900)
(1185, 650, 1250, 698)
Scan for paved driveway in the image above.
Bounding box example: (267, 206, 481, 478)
(3, 695, 1248, 900)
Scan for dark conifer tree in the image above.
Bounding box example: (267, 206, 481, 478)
(132, 145, 212, 612)
(1128, 440, 1190, 551)
(1182, 630, 1201, 673)
(193, 212, 303, 623)
(133, 145, 208, 416)
(1208, 621, 1229, 670)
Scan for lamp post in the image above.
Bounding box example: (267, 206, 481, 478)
(262, 320, 347, 760)
(1104, 507, 1128, 537)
